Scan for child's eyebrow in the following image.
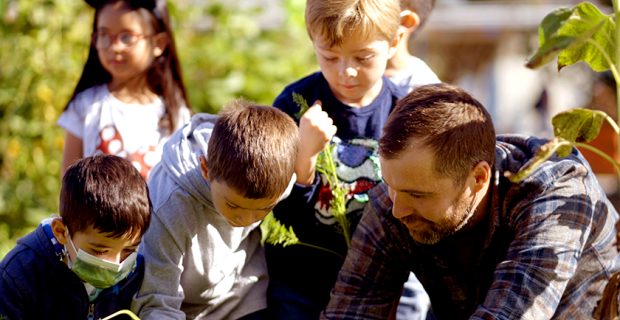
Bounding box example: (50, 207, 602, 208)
(88, 242, 111, 248)
(224, 196, 278, 211)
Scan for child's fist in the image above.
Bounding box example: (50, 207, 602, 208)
(299, 100, 337, 158)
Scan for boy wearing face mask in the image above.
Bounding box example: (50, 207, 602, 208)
(0, 154, 152, 320)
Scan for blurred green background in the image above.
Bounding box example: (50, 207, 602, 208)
(0, 0, 318, 258)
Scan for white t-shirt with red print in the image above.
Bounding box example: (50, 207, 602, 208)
(57, 84, 191, 180)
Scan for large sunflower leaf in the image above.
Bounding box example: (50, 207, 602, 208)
(552, 108, 608, 143)
(527, 2, 615, 71)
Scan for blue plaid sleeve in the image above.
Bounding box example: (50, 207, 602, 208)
(472, 156, 617, 319)
(321, 183, 410, 319)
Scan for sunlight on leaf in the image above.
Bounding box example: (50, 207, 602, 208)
(504, 137, 574, 182)
(260, 212, 300, 247)
(552, 108, 607, 143)
(527, 2, 615, 71)
(100, 310, 141, 320)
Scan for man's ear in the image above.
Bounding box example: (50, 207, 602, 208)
(152, 32, 169, 58)
(400, 10, 421, 31)
(199, 155, 210, 181)
(471, 161, 491, 191)
(51, 218, 68, 245)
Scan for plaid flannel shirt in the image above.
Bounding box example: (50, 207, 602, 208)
(321, 134, 620, 320)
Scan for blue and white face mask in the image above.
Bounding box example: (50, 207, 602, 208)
(66, 231, 137, 289)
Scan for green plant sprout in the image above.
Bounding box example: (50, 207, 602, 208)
(315, 144, 352, 247)
(292, 92, 352, 247)
(260, 92, 353, 257)
(293, 92, 310, 119)
(260, 212, 345, 260)
(507, 2, 620, 184)
(100, 310, 141, 320)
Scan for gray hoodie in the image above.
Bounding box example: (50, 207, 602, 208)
(131, 114, 269, 320)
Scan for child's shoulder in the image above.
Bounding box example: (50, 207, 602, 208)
(0, 227, 52, 277)
(389, 57, 441, 92)
(67, 84, 110, 111)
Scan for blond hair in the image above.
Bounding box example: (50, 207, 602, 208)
(305, 0, 401, 48)
(207, 98, 300, 199)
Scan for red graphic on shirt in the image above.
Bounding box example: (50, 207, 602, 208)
(318, 184, 335, 211)
(316, 179, 377, 212)
(96, 126, 158, 180)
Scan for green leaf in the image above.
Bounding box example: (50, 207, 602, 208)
(526, 2, 615, 71)
(552, 108, 608, 143)
(293, 92, 310, 119)
(504, 137, 574, 183)
(538, 7, 573, 44)
(260, 212, 300, 247)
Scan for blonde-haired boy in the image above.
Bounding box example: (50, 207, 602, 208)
(267, 0, 408, 318)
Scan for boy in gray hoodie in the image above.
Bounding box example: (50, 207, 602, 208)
(131, 98, 300, 320)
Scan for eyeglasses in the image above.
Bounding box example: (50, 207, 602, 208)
(92, 31, 151, 52)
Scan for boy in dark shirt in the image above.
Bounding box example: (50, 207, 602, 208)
(266, 0, 407, 318)
(0, 154, 151, 320)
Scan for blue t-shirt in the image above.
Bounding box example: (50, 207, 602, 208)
(267, 71, 407, 308)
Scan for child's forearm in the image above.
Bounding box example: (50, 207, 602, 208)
(295, 152, 319, 185)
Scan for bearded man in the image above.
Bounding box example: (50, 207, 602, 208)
(321, 83, 620, 320)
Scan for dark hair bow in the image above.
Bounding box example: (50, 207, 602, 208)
(84, 0, 156, 9)
(84, 0, 163, 24)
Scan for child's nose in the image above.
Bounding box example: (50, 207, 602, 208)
(236, 212, 257, 227)
(338, 63, 358, 78)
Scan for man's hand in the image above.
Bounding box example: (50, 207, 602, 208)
(296, 100, 337, 185)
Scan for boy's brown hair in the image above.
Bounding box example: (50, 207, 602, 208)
(379, 83, 496, 187)
(59, 154, 152, 239)
(305, 0, 401, 48)
(207, 98, 300, 199)
(400, 0, 435, 36)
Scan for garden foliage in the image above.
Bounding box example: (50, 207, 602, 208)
(0, 0, 318, 259)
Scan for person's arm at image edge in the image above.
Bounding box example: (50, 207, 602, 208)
(471, 171, 612, 320)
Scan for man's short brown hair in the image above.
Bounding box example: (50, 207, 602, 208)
(305, 0, 401, 48)
(59, 154, 152, 239)
(379, 83, 496, 186)
(207, 98, 300, 199)
(400, 0, 435, 36)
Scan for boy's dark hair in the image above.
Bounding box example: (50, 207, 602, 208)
(68, 0, 192, 135)
(60, 154, 152, 239)
(207, 98, 300, 199)
(401, 0, 435, 37)
(380, 83, 495, 187)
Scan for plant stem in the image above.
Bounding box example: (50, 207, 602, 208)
(607, 115, 620, 134)
(297, 242, 345, 260)
(588, 39, 620, 84)
(576, 142, 620, 169)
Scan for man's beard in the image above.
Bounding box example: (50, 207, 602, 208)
(401, 190, 476, 245)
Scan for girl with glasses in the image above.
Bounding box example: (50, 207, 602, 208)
(58, 0, 193, 180)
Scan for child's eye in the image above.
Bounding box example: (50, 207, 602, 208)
(408, 194, 425, 199)
(357, 56, 373, 62)
(324, 56, 337, 62)
(226, 202, 238, 210)
(123, 248, 137, 253)
(91, 249, 106, 255)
